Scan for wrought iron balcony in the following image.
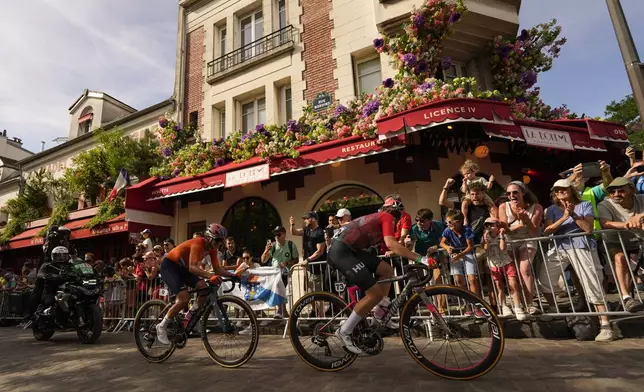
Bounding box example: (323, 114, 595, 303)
(207, 25, 298, 83)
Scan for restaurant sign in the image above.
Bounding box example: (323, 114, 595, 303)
(225, 163, 270, 188)
(520, 126, 574, 151)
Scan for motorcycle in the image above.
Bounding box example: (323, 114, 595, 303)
(31, 262, 104, 344)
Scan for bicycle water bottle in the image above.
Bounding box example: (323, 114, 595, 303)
(182, 310, 194, 329)
(372, 297, 391, 321)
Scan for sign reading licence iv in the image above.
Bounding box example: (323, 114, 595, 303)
(225, 164, 270, 188)
(520, 126, 574, 151)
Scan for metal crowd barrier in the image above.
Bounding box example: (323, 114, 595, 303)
(4, 229, 644, 334)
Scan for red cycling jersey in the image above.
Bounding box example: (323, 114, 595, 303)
(336, 212, 396, 250)
(165, 238, 219, 268)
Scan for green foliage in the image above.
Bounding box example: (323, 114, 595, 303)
(318, 194, 383, 212)
(85, 196, 125, 228)
(605, 94, 640, 129)
(0, 170, 50, 243)
(65, 128, 161, 202)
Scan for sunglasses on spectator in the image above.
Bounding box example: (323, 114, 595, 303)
(505, 190, 520, 196)
(553, 188, 568, 194)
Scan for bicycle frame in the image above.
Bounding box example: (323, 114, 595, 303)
(171, 284, 235, 337)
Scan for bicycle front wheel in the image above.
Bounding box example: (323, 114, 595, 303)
(288, 292, 357, 372)
(201, 295, 259, 368)
(133, 300, 176, 363)
(399, 285, 505, 380)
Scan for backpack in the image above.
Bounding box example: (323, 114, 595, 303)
(565, 316, 598, 341)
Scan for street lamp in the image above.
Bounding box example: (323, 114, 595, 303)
(606, 0, 644, 128)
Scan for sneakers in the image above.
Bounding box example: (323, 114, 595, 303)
(514, 306, 528, 321)
(239, 325, 253, 335)
(156, 324, 170, 345)
(501, 305, 513, 317)
(595, 326, 615, 342)
(527, 306, 542, 316)
(624, 297, 644, 313)
(334, 328, 363, 355)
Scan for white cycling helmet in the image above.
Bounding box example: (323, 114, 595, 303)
(51, 246, 70, 263)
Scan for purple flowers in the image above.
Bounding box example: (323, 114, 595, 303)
(362, 100, 380, 118)
(448, 12, 461, 24)
(416, 61, 428, 74)
(520, 71, 538, 88)
(334, 105, 350, 117)
(255, 123, 265, 133)
(518, 29, 529, 41)
(211, 137, 225, 146)
(173, 168, 181, 177)
(441, 56, 452, 70)
(159, 118, 168, 128)
(418, 82, 434, 92)
(303, 140, 316, 146)
(215, 158, 226, 167)
(162, 147, 172, 157)
(382, 78, 394, 88)
(373, 38, 384, 49)
(173, 125, 181, 132)
(287, 119, 299, 132)
(325, 122, 334, 130)
(402, 53, 417, 67)
(413, 14, 425, 28)
(516, 96, 528, 103)
(241, 134, 251, 142)
(498, 45, 512, 59)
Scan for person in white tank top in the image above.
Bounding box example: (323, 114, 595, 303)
(499, 181, 544, 316)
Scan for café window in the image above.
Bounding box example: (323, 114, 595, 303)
(222, 197, 281, 256)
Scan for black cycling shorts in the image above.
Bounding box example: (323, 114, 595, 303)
(327, 239, 382, 292)
(160, 257, 201, 295)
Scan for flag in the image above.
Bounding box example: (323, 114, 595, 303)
(219, 267, 287, 311)
(108, 168, 130, 201)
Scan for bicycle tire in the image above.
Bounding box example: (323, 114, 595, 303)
(399, 285, 505, 380)
(133, 300, 176, 363)
(201, 295, 259, 368)
(288, 291, 357, 372)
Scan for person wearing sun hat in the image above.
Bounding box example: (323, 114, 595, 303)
(598, 177, 644, 313)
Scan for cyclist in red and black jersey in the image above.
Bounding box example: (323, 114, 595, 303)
(156, 223, 237, 345)
(329, 198, 432, 354)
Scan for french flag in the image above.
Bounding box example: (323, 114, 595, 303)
(108, 168, 130, 201)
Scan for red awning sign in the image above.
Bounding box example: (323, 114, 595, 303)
(78, 113, 93, 123)
(375, 98, 514, 140)
(225, 163, 270, 188)
(482, 123, 524, 141)
(520, 126, 574, 151)
(587, 120, 628, 142)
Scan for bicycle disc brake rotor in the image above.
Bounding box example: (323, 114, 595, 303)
(356, 328, 383, 356)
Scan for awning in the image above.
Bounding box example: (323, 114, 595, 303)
(2, 213, 170, 251)
(484, 120, 607, 152)
(78, 113, 94, 123)
(375, 98, 514, 141)
(147, 135, 406, 200)
(544, 119, 628, 143)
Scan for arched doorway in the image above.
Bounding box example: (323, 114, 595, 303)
(221, 197, 282, 256)
(313, 184, 383, 226)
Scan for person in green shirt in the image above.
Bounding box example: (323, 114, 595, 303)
(261, 226, 299, 318)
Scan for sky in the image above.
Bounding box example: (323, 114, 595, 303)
(0, 1, 643, 153)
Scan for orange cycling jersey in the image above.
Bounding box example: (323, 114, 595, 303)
(166, 238, 219, 268)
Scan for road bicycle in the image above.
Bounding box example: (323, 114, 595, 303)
(133, 276, 259, 367)
(287, 263, 505, 380)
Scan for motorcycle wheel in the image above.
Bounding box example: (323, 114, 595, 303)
(33, 323, 55, 341)
(77, 304, 103, 344)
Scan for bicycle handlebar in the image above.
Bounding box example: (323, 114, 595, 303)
(220, 275, 241, 294)
(402, 264, 432, 286)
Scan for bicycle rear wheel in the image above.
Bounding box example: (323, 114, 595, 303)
(133, 300, 177, 363)
(287, 292, 357, 372)
(201, 295, 259, 368)
(399, 285, 504, 380)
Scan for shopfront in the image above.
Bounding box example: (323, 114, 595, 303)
(133, 99, 628, 257)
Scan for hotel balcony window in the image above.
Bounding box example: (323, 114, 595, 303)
(240, 10, 263, 61)
(356, 57, 382, 95)
(241, 97, 266, 132)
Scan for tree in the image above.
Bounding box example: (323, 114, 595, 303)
(605, 94, 640, 128)
(0, 170, 50, 242)
(605, 94, 643, 146)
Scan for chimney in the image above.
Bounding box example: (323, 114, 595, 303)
(1, 130, 6, 137)
(12, 137, 22, 145)
(41, 141, 46, 152)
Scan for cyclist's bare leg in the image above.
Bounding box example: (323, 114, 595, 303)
(167, 290, 190, 319)
(341, 262, 393, 334)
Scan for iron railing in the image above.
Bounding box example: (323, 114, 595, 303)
(207, 25, 297, 79)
